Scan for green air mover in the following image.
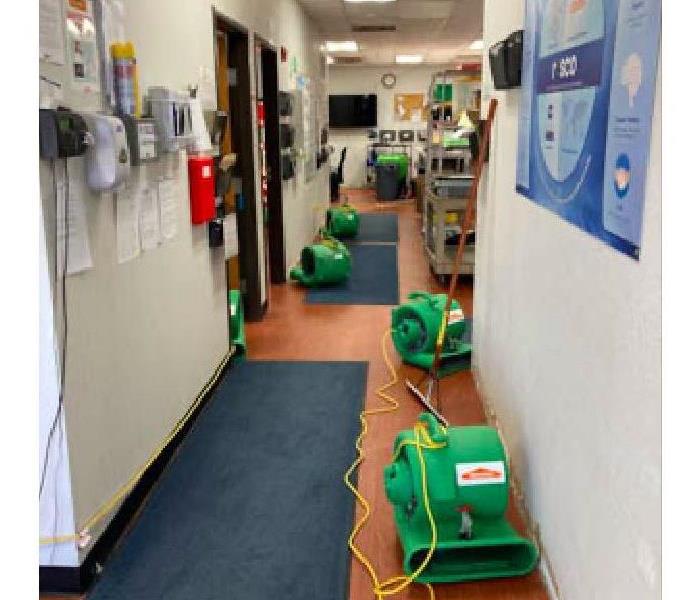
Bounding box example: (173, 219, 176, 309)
(228, 289, 246, 360)
(391, 291, 471, 377)
(326, 204, 359, 238)
(289, 230, 352, 287)
(384, 413, 539, 583)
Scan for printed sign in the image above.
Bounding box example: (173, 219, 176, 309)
(66, 9, 100, 93)
(516, 0, 660, 259)
(456, 461, 506, 486)
(447, 308, 465, 325)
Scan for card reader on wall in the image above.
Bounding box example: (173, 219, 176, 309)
(39, 108, 89, 159)
(120, 115, 158, 165)
(146, 87, 193, 152)
(83, 114, 131, 191)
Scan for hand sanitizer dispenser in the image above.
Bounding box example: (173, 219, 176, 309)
(84, 114, 131, 191)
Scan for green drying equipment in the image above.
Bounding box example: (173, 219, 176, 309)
(326, 203, 359, 238)
(391, 291, 471, 377)
(289, 230, 352, 287)
(384, 413, 539, 583)
(228, 289, 246, 360)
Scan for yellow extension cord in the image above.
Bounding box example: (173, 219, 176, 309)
(40, 349, 235, 546)
(43, 331, 444, 600)
(344, 330, 446, 600)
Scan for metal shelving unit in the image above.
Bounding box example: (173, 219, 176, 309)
(423, 70, 479, 280)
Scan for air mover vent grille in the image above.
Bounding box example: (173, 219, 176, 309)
(351, 24, 397, 33)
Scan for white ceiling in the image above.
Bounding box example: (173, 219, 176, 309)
(298, 0, 484, 66)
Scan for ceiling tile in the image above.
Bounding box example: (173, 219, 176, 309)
(299, 0, 483, 66)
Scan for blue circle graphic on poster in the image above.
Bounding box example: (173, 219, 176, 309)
(535, 0, 604, 195)
(613, 153, 630, 198)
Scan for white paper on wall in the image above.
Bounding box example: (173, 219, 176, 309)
(138, 182, 160, 251)
(56, 165, 93, 276)
(66, 8, 100, 94)
(40, 76, 65, 109)
(115, 181, 140, 264)
(158, 178, 179, 241)
(223, 213, 238, 259)
(40, 0, 66, 65)
(197, 65, 217, 110)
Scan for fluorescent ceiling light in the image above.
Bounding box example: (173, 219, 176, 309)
(326, 55, 335, 65)
(324, 41, 359, 52)
(469, 39, 484, 51)
(395, 54, 424, 64)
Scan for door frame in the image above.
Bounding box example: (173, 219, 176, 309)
(212, 10, 265, 321)
(256, 37, 285, 284)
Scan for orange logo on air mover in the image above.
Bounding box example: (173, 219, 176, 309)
(461, 467, 503, 481)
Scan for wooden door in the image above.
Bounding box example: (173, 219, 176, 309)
(216, 30, 240, 290)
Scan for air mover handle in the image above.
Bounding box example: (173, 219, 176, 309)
(407, 291, 432, 301)
(407, 291, 447, 312)
(418, 412, 447, 444)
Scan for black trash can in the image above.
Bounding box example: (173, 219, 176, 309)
(376, 164, 400, 201)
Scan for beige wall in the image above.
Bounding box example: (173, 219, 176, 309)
(474, 1, 661, 598)
(328, 64, 451, 188)
(39, 0, 327, 565)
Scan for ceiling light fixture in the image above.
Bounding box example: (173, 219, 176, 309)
(326, 55, 335, 65)
(324, 41, 359, 52)
(344, 0, 396, 4)
(469, 39, 484, 51)
(395, 54, 424, 64)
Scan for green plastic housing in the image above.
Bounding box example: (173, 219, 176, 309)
(289, 234, 352, 287)
(376, 153, 409, 181)
(391, 291, 471, 377)
(228, 289, 246, 360)
(326, 204, 359, 238)
(384, 413, 539, 583)
(433, 83, 453, 102)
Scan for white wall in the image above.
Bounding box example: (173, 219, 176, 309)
(474, 1, 661, 599)
(39, 207, 78, 568)
(39, 0, 326, 566)
(328, 64, 450, 187)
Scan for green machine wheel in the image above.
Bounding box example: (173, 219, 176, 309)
(290, 230, 352, 287)
(326, 203, 359, 238)
(228, 289, 246, 360)
(384, 413, 539, 583)
(391, 291, 471, 377)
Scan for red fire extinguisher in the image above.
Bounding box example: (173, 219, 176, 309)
(187, 154, 215, 225)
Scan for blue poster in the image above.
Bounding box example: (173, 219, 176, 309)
(516, 0, 660, 259)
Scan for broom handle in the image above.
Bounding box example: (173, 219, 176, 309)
(430, 98, 498, 379)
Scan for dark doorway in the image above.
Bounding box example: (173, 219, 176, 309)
(260, 44, 285, 284)
(214, 13, 265, 321)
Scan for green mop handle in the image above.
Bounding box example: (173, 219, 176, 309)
(430, 98, 498, 379)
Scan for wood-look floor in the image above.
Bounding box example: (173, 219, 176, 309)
(42, 188, 547, 600)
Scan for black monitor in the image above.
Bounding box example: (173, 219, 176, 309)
(329, 94, 378, 127)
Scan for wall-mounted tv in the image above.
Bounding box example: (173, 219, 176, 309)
(329, 94, 377, 127)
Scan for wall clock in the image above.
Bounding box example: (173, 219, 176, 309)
(381, 73, 397, 89)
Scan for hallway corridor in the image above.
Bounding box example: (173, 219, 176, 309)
(40, 189, 547, 600)
(246, 188, 548, 600)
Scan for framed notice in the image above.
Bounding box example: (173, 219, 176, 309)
(394, 93, 426, 122)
